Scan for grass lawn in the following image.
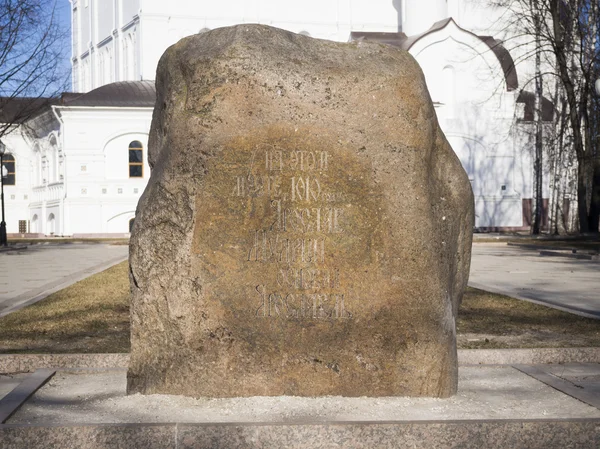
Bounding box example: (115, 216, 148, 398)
(0, 262, 131, 354)
(0, 261, 598, 353)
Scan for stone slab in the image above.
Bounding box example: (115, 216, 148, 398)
(0, 374, 28, 400)
(515, 364, 600, 410)
(544, 363, 600, 397)
(0, 424, 175, 449)
(0, 420, 598, 449)
(0, 369, 55, 424)
(175, 420, 600, 449)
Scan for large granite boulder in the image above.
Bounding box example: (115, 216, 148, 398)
(127, 24, 474, 398)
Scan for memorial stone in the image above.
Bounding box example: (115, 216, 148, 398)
(127, 24, 474, 398)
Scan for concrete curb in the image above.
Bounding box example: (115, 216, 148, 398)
(2, 348, 599, 373)
(539, 250, 599, 261)
(0, 246, 27, 253)
(458, 347, 600, 365)
(0, 354, 129, 373)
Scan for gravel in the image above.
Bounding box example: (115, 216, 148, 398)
(8, 366, 600, 424)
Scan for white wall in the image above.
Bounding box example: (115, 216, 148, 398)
(403, 0, 447, 35)
(58, 106, 152, 235)
(1, 128, 35, 234)
(80, 0, 91, 50)
(122, 0, 140, 24)
(97, 0, 113, 42)
(409, 20, 531, 228)
(82, 0, 403, 88)
(72, 0, 141, 91)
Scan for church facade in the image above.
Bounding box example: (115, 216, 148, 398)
(1, 0, 553, 236)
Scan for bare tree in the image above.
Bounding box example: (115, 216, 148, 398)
(0, 0, 70, 137)
(532, 0, 545, 234)
(547, 0, 600, 233)
(486, 0, 600, 233)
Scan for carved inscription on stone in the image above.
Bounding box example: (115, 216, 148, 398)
(235, 148, 352, 320)
(192, 135, 382, 323)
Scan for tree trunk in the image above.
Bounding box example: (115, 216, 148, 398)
(532, 0, 543, 234)
(589, 159, 600, 232)
(576, 161, 590, 232)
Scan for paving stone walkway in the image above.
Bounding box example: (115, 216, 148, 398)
(470, 243, 600, 318)
(0, 243, 128, 317)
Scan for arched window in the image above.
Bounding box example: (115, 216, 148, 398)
(47, 213, 55, 235)
(2, 154, 15, 185)
(129, 217, 135, 233)
(129, 141, 143, 177)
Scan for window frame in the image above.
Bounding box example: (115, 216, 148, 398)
(128, 141, 144, 178)
(2, 153, 16, 186)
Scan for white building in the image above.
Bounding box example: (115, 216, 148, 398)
(0, 0, 554, 236)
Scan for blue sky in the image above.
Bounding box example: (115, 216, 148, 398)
(57, 0, 71, 31)
(56, 0, 72, 90)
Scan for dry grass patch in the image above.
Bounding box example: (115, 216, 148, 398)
(0, 262, 598, 353)
(0, 261, 130, 354)
(474, 237, 600, 251)
(457, 287, 600, 349)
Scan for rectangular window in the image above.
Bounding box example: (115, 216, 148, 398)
(2, 155, 15, 185)
(4, 174, 15, 185)
(129, 165, 142, 177)
(19, 220, 27, 234)
(129, 148, 143, 177)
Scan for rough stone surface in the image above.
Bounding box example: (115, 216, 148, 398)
(127, 24, 474, 398)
